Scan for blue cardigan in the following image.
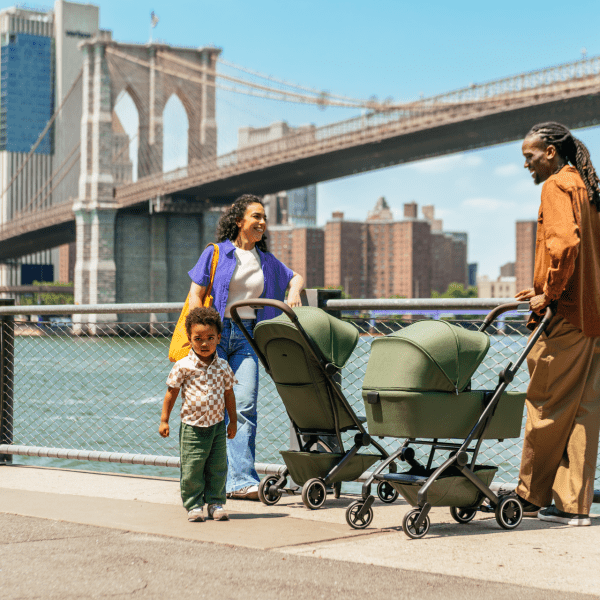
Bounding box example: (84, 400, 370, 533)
(188, 239, 294, 323)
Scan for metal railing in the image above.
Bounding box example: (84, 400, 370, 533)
(0, 298, 598, 501)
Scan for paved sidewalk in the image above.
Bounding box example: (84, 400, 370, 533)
(1, 464, 599, 599)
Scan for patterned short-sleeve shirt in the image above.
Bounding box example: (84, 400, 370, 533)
(166, 350, 237, 428)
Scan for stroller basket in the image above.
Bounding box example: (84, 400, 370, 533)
(385, 465, 498, 508)
(280, 451, 380, 486)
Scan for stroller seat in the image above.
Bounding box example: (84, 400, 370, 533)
(254, 307, 360, 433)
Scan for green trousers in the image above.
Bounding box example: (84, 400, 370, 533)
(179, 420, 227, 510)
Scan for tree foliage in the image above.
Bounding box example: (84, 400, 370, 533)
(431, 283, 478, 299)
(20, 281, 74, 306)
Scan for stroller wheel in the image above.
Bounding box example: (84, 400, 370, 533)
(258, 475, 282, 506)
(377, 481, 399, 504)
(346, 500, 374, 529)
(301, 478, 327, 510)
(450, 506, 477, 523)
(402, 509, 430, 539)
(495, 496, 523, 530)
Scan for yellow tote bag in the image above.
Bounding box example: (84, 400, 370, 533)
(168, 243, 219, 362)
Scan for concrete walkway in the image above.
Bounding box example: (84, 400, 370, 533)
(1, 464, 599, 599)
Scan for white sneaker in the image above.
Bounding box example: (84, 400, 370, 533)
(187, 507, 205, 522)
(208, 504, 229, 521)
(228, 484, 259, 500)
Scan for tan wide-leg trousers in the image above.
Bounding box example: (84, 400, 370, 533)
(516, 315, 600, 514)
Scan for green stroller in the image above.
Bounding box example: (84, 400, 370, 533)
(230, 299, 390, 510)
(346, 302, 553, 538)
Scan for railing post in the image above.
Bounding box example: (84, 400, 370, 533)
(0, 298, 15, 465)
(304, 288, 342, 317)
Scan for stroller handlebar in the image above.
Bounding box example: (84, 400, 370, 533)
(479, 301, 554, 333)
(229, 298, 297, 325)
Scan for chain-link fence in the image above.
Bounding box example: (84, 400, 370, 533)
(1, 302, 599, 492)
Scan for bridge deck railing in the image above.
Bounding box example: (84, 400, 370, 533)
(0, 298, 598, 498)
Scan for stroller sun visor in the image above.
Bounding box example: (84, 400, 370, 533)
(363, 320, 490, 393)
(254, 306, 359, 368)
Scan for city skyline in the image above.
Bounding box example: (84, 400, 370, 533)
(0, 0, 599, 282)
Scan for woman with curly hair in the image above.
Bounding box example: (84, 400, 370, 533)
(187, 194, 304, 499)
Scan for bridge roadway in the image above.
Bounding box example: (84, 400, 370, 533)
(1, 59, 600, 260)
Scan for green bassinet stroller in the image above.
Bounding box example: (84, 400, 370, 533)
(345, 302, 553, 538)
(230, 299, 389, 510)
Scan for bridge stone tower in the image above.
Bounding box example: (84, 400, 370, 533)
(73, 38, 220, 326)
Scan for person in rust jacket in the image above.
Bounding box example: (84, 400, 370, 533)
(511, 122, 600, 526)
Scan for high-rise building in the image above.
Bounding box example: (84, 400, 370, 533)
(468, 263, 478, 287)
(269, 226, 324, 289)
(422, 205, 468, 294)
(324, 200, 449, 299)
(0, 1, 102, 286)
(516, 220, 537, 292)
(324, 212, 366, 298)
(500, 262, 516, 277)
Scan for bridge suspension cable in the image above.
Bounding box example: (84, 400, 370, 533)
(216, 56, 372, 105)
(106, 46, 392, 110)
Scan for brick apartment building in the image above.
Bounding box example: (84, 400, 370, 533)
(268, 226, 325, 289)
(516, 220, 537, 292)
(323, 199, 467, 298)
(324, 214, 367, 298)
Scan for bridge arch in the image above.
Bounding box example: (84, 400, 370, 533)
(162, 91, 189, 172)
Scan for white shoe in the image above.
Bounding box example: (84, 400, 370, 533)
(208, 504, 229, 521)
(187, 507, 205, 522)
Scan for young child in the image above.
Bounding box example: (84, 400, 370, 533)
(159, 307, 237, 522)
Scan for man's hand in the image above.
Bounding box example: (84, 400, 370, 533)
(515, 287, 536, 301)
(159, 421, 170, 438)
(227, 421, 237, 439)
(530, 293, 551, 315)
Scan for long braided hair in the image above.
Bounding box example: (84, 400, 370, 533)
(216, 194, 269, 252)
(527, 122, 600, 211)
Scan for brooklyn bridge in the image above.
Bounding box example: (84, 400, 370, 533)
(2, 26, 600, 312)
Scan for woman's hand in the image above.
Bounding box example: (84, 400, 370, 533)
(285, 273, 304, 308)
(287, 290, 302, 308)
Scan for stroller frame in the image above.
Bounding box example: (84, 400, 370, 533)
(346, 302, 554, 537)
(230, 298, 391, 509)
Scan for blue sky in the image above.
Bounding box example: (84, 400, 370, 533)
(4, 0, 600, 279)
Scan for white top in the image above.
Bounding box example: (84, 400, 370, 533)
(224, 246, 265, 319)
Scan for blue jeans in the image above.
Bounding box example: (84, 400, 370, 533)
(218, 318, 259, 492)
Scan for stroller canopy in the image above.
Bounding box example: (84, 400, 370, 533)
(254, 306, 359, 368)
(364, 320, 490, 393)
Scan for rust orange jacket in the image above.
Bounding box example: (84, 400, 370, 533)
(530, 165, 600, 337)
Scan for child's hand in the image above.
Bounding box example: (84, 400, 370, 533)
(159, 421, 170, 438)
(227, 421, 237, 439)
